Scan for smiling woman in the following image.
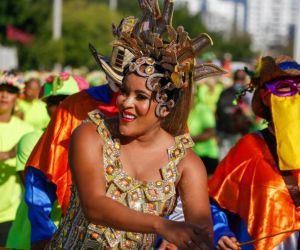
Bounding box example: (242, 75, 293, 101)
(45, 1, 225, 249)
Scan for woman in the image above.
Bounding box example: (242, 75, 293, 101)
(47, 1, 225, 249)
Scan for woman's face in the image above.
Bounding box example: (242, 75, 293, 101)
(116, 73, 160, 137)
(0, 89, 18, 115)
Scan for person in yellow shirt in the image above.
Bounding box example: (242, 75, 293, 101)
(0, 71, 34, 246)
(17, 78, 50, 130)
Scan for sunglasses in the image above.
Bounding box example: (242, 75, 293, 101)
(264, 78, 300, 97)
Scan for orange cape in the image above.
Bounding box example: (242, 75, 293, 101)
(209, 133, 300, 249)
(26, 90, 118, 213)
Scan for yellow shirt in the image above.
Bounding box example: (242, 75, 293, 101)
(0, 116, 33, 223)
(17, 99, 50, 130)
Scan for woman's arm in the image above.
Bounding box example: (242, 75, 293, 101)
(70, 122, 208, 248)
(177, 150, 213, 248)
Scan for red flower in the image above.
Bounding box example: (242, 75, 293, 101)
(60, 72, 70, 81)
(46, 75, 54, 83)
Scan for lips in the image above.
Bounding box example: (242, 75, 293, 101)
(121, 110, 136, 122)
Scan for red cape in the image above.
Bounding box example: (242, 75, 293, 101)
(26, 90, 118, 213)
(209, 133, 300, 249)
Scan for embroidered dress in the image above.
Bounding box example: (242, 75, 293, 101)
(47, 110, 194, 250)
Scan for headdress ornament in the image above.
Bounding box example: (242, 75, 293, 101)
(114, 0, 226, 116)
(89, 16, 136, 85)
(42, 72, 82, 100)
(0, 70, 24, 90)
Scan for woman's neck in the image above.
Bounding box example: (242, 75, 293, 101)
(120, 126, 168, 148)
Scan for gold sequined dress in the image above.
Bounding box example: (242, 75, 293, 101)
(46, 110, 194, 250)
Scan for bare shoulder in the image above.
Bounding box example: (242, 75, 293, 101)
(71, 120, 103, 147)
(177, 149, 207, 177)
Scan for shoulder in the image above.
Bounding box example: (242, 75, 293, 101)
(19, 130, 43, 148)
(71, 120, 103, 147)
(177, 148, 207, 177)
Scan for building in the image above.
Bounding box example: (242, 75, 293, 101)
(179, 0, 299, 53)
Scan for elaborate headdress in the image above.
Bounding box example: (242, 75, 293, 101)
(0, 70, 24, 91)
(89, 17, 136, 86)
(113, 0, 226, 116)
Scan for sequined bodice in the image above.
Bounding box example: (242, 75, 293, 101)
(47, 110, 194, 250)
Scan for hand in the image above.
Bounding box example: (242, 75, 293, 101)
(157, 220, 212, 249)
(0, 151, 10, 161)
(158, 239, 178, 250)
(217, 236, 241, 250)
(0, 147, 16, 161)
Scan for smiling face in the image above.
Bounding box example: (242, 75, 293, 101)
(116, 73, 166, 137)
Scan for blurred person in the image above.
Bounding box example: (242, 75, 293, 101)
(0, 71, 34, 246)
(210, 55, 300, 249)
(198, 77, 224, 113)
(24, 17, 136, 249)
(5, 73, 81, 250)
(45, 1, 226, 248)
(17, 78, 50, 130)
(216, 69, 255, 160)
(188, 83, 219, 175)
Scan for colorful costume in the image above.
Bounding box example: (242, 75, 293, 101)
(209, 130, 300, 249)
(209, 56, 300, 250)
(25, 85, 118, 243)
(46, 110, 194, 249)
(25, 17, 137, 245)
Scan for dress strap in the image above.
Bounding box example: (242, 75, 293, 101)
(161, 133, 194, 183)
(167, 133, 194, 163)
(88, 109, 113, 141)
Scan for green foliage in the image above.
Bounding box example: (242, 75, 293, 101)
(210, 32, 255, 61)
(0, 0, 254, 69)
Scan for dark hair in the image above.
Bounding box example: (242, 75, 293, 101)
(0, 84, 20, 94)
(45, 95, 69, 106)
(251, 88, 271, 122)
(160, 78, 193, 136)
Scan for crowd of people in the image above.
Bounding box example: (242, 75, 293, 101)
(0, 0, 300, 249)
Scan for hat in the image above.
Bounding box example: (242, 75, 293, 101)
(89, 16, 136, 85)
(0, 70, 24, 91)
(42, 72, 81, 100)
(253, 55, 300, 87)
(251, 55, 300, 119)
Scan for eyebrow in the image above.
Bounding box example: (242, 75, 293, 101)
(135, 89, 151, 97)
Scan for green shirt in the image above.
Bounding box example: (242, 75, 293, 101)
(17, 99, 50, 130)
(16, 130, 43, 172)
(196, 82, 224, 113)
(0, 116, 33, 223)
(188, 103, 219, 159)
